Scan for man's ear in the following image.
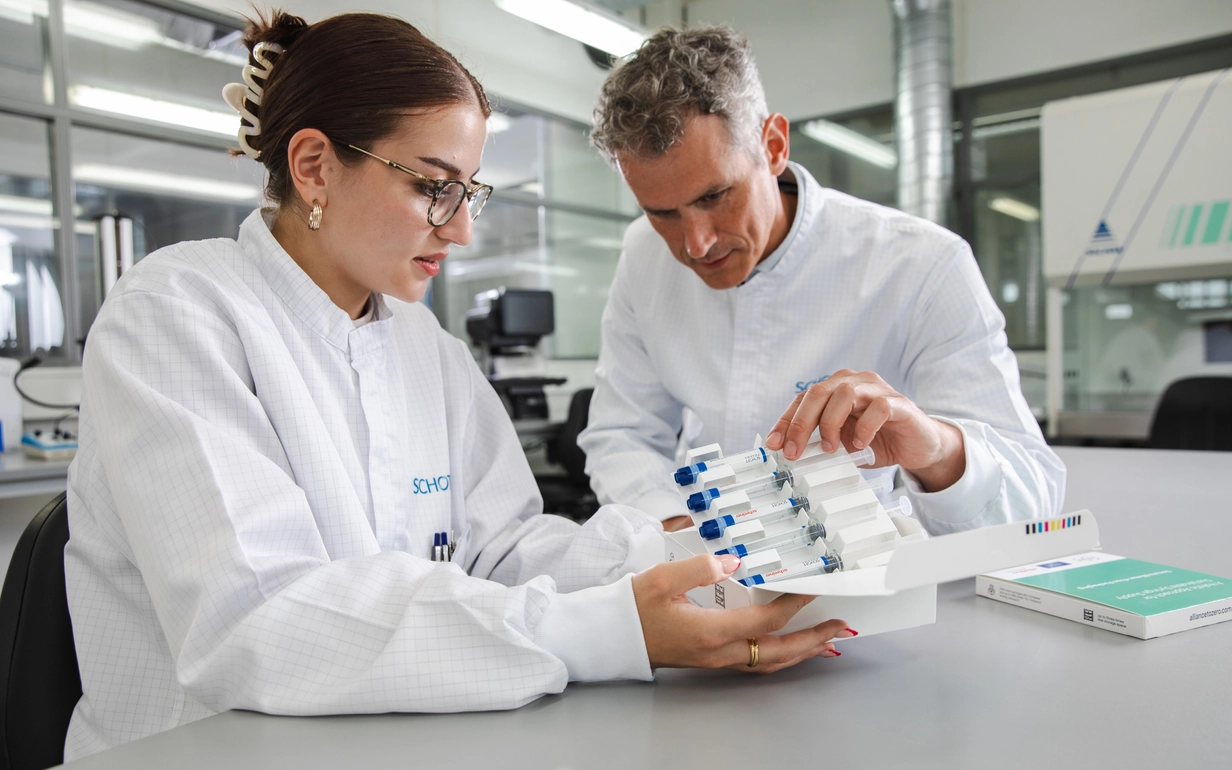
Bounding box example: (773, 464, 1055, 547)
(762, 113, 790, 175)
(286, 128, 335, 211)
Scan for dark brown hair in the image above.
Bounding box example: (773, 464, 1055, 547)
(238, 10, 490, 209)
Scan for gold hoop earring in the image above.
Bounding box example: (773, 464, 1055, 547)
(308, 200, 323, 231)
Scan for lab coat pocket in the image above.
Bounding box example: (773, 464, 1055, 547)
(450, 525, 474, 570)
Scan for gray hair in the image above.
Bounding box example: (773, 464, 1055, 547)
(591, 25, 769, 164)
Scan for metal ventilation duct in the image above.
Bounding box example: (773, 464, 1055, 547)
(891, 0, 953, 224)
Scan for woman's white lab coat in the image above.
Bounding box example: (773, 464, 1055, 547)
(63, 211, 661, 759)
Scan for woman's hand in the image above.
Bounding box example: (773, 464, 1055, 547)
(632, 554, 855, 673)
(765, 369, 966, 492)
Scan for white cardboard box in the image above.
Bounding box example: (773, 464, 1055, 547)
(664, 510, 1102, 637)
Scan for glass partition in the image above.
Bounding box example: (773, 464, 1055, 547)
(0, 112, 64, 358)
(0, 0, 50, 103)
(71, 125, 263, 330)
(63, 0, 244, 140)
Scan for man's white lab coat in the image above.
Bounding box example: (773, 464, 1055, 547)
(579, 163, 1065, 533)
(63, 211, 660, 759)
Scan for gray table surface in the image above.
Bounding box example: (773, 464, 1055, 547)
(0, 449, 70, 499)
(61, 446, 1232, 769)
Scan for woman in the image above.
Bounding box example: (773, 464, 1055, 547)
(63, 10, 852, 759)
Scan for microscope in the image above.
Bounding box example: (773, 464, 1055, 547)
(465, 288, 565, 421)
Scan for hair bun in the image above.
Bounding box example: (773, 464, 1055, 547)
(245, 9, 308, 53)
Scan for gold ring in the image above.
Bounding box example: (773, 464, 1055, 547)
(747, 638, 759, 667)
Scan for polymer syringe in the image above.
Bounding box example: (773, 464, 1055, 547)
(686, 445, 876, 512)
(739, 544, 844, 586)
(714, 498, 912, 558)
(697, 473, 892, 540)
(674, 447, 771, 486)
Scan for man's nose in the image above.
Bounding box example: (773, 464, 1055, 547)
(682, 213, 717, 260)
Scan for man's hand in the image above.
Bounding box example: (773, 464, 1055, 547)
(633, 554, 854, 672)
(764, 369, 966, 493)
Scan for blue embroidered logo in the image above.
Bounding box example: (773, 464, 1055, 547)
(413, 475, 451, 495)
(795, 374, 830, 393)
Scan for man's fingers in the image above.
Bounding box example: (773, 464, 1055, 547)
(817, 383, 857, 453)
(765, 391, 805, 450)
(783, 385, 831, 459)
(851, 395, 893, 450)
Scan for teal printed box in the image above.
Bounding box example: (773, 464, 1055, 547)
(977, 552, 1232, 639)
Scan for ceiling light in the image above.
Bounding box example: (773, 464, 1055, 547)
(493, 0, 646, 57)
(70, 85, 238, 137)
(988, 196, 1040, 222)
(0, 195, 54, 216)
(799, 119, 897, 169)
(74, 164, 261, 202)
(65, 1, 162, 50)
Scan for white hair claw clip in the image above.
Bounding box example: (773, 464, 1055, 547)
(221, 41, 284, 160)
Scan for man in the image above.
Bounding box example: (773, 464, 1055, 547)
(578, 26, 1065, 534)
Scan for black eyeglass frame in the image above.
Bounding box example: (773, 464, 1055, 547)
(342, 142, 493, 227)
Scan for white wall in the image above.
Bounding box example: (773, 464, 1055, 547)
(687, 0, 1232, 120)
(187, 0, 610, 124)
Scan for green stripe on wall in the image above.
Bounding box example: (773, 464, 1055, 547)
(1183, 204, 1204, 246)
(1169, 205, 1186, 247)
(1204, 201, 1229, 244)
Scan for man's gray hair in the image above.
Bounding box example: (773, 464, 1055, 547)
(591, 26, 769, 164)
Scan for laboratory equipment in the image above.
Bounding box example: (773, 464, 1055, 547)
(465, 288, 564, 419)
(686, 445, 876, 511)
(714, 498, 912, 558)
(697, 474, 892, 540)
(674, 447, 771, 486)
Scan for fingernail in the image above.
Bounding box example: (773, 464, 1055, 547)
(784, 440, 797, 458)
(821, 440, 833, 453)
(717, 554, 741, 574)
(846, 627, 859, 636)
(822, 650, 841, 658)
(836, 627, 858, 638)
(852, 438, 864, 449)
(767, 431, 782, 447)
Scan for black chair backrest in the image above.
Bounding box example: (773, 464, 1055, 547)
(1148, 376, 1232, 451)
(554, 387, 594, 484)
(0, 492, 80, 770)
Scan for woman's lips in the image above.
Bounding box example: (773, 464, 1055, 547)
(414, 254, 444, 277)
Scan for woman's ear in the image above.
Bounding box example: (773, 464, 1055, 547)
(285, 128, 335, 209)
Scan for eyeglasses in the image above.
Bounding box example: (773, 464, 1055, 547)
(343, 142, 493, 227)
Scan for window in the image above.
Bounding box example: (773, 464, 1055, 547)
(432, 108, 637, 359)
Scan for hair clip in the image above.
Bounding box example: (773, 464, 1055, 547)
(221, 41, 284, 160)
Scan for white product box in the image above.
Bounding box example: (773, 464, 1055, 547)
(664, 510, 1102, 637)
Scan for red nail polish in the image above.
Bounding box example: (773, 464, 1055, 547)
(846, 627, 859, 636)
(830, 650, 842, 657)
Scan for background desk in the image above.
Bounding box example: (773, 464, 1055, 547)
(60, 447, 1232, 769)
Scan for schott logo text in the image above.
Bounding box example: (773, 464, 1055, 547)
(413, 475, 451, 495)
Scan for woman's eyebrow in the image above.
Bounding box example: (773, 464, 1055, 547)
(418, 156, 479, 180)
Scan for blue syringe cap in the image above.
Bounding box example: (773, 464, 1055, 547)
(674, 465, 698, 486)
(714, 547, 731, 556)
(686, 487, 720, 512)
(698, 519, 723, 540)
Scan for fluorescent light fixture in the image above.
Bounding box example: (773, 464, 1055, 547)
(1104, 303, 1133, 320)
(493, 0, 646, 57)
(0, 195, 53, 216)
(65, 0, 161, 50)
(74, 164, 261, 202)
(988, 196, 1040, 222)
(799, 119, 897, 169)
(70, 85, 238, 136)
(487, 113, 514, 134)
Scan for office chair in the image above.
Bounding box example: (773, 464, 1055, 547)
(1147, 376, 1232, 451)
(540, 388, 600, 521)
(0, 492, 81, 770)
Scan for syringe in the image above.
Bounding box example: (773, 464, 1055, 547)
(675, 447, 772, 486)
(686, 445, 876, 511)
(697, 473, 892, 540)
(713, 498, 912, 558)
(739, 544, 844, 586)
